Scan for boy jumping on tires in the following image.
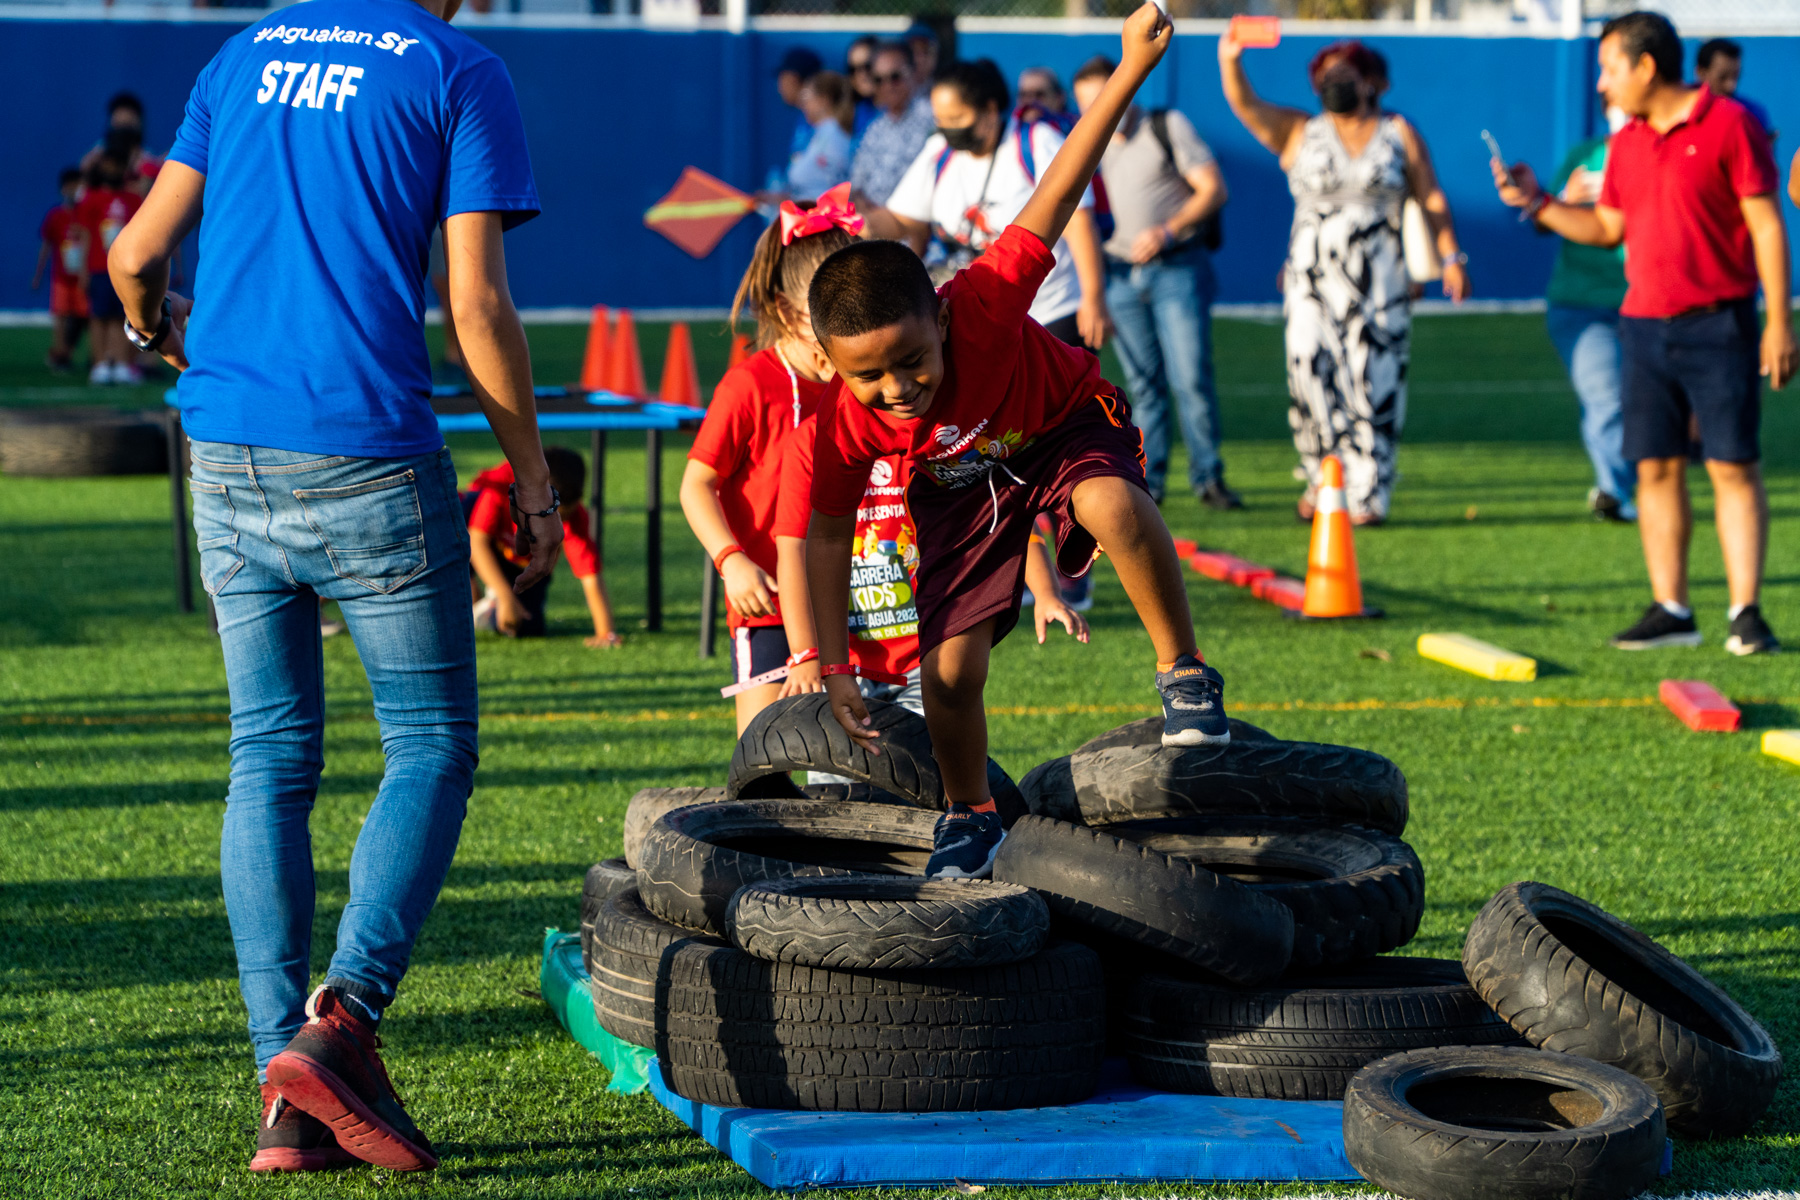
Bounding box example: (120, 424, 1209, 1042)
(803, 3, 1224, 881)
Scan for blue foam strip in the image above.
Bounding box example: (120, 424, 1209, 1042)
(647, 1059, 1357, 1189)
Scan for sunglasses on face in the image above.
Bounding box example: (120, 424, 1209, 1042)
(873, 72, 909, 85)
(849, 61, 872, 73)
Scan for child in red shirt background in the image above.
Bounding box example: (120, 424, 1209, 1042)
(805, 5, 1221, 880)
(773, 411, 1088, 720)
(32, 167, 89, 374)
(679, 186, 862, 733)
(466, 446, 619, 647)
(72, 155, 144, 386)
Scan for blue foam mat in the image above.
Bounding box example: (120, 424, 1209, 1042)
(647, 1058, 1358, 1189)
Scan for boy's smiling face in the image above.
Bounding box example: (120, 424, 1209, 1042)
(821, 303, 952, 422)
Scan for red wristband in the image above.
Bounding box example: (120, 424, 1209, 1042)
(822, 663, 909, 687)
(712, 543, 745, 575)
(785, 647, 819, 668)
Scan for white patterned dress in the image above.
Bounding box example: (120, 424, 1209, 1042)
(1282, 114, 1411, 520)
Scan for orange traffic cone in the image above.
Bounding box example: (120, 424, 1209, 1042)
(659, 321, 701, 408)
(1300, 455, 1381, 619)
(578, 305, 611, 392)
(726, 332, 751, 371)
(606, 310, 647, 397)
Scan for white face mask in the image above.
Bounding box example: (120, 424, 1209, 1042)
(1605, 105, 1629, 134)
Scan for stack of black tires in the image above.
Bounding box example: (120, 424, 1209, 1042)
(576, 696, 1782, 1200)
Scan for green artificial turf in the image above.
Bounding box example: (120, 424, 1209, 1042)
(3, 315, 1799, 1197)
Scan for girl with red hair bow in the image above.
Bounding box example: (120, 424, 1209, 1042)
(679, 185, 864, 730)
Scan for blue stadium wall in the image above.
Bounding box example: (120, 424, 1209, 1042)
(3, 15, 1795, 313)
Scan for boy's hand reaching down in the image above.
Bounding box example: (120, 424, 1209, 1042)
(825, 674, 881, 754)
(1035, 589, 1091, 645)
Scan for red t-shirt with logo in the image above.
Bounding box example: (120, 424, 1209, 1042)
(689, 346, 827, 628)
(775, 413, 919, 679)
(73, 188, 143, 274)
(1600, 87, 1778, 318)
(466, 462, 600, 578)
(40, 206, 84, 283)
(811, 224, 1107, 517)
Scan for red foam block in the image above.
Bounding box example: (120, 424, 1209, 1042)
(1253, 575, 1307, 612)
(1190, 551, 1278, 588)
(1172, 537, 1198, 560)
(1659, 679, 1741, 732)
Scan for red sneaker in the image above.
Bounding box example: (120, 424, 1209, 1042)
(265, 987, 438, 1171)
(250, 1083, 359, 1172)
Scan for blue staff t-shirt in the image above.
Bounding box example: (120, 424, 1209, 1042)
(168, 0, 540, 457)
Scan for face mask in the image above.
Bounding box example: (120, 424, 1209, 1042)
(1319, 77, 1363, 115)
(938, 122, 984, 153)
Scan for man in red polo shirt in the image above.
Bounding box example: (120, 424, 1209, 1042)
(1492, 10, 1793, 656)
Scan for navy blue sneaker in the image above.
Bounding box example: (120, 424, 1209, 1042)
(1156, 655, 1231, 747)
(925, 806, 1005, 879)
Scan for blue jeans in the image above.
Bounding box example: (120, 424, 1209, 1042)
(1105, 249, 1222, 496)
(1545, 305, 1637, 518)
(188, 440, 479, 1075)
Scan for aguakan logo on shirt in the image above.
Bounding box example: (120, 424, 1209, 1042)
(919, 419, 1029, 487)
(254, 25, 421, 54)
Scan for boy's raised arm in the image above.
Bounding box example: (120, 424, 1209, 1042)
(1014, 2, 1172, 251)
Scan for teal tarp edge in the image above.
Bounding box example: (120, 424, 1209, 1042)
(539, 928, 653, 1094)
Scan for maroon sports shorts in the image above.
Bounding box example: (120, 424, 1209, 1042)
(908, 390, 1147, 655)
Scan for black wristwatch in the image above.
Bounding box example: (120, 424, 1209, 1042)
(124, 296, 173, 353)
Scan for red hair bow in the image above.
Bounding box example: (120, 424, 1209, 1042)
(779, 182, 864, 245)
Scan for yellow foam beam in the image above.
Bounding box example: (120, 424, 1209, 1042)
(1416, 633, 1538, 682)
(1762, 730, 1800, 766)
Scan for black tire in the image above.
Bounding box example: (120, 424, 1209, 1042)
(726, 693, 1028, 825)
(1110, 819, 1423, 969)
(1018, 736, 1408, 834)
(1074, 716, 1278, 754)
(0, 408, 168, 476)
(622, 787, 727, 869)
(1123, 957, 1523, 1100)
(656, 938, 1105, 1111)
(991, 815, 1294, 985)
(726, 875, 1049, 969)
(579, 857, 637, 975)
(1463, 880, 1782, 1138)
(1343, 1046, 1666, 1200)
(636, 799, 939, 935)
(590, 887, 727, 1048)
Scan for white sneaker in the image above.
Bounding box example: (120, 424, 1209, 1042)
(472, 595, 498, 633)
(116, 363, 143, 385)
(89, 362, 113, 386)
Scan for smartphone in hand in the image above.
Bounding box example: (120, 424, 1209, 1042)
(1229, 14, 1281, 47)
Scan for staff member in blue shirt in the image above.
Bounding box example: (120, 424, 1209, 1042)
(110, 0, 555, 1175)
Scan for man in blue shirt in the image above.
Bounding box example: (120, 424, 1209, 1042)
(110, 0, 555, 1174)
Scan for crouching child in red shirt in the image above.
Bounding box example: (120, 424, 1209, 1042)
(803, 3, 1222, 879)
(467, 445, 620, 646)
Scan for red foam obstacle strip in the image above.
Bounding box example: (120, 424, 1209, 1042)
(1659, 680, 1742, 732)
(1190, 551, 1278, 588)
(1172, 537, 1198, 560)
(1253, 575, 1307, 612)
